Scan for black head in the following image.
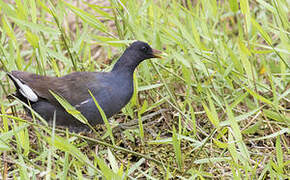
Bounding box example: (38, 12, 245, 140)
(127, 41, 162, 60)
(112, 41, 162, 72)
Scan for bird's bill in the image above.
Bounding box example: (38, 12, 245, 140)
(152, 48, 163, 58)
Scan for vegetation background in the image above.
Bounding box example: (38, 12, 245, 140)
(0, 0, 289, 179)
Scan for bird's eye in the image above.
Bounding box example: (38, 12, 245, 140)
(141, 46, 148, 52)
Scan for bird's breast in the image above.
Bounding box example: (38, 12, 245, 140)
(89, 75, 134, 117)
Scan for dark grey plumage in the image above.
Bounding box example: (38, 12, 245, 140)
(7, 41, 162, 131)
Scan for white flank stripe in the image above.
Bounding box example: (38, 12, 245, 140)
(80, 99, 90, 105)
(75, 99, 90, 108)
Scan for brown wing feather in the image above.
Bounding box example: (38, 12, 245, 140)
(11, 71, 100, 105)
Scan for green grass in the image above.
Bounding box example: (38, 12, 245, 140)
(0, 0, 289, 179)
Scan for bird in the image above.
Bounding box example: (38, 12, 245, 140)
(7, 41, 162, 131)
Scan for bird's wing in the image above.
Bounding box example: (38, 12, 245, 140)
(9, 71, 104, 105)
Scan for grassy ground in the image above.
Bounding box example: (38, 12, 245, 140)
(0, 0, 289, 179)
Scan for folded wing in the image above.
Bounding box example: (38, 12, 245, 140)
(8, 71, 103, 106)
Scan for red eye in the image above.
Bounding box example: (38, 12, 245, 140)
(141, 46, 148, 52)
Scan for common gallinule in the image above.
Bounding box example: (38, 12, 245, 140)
(7, 41, 162, 131)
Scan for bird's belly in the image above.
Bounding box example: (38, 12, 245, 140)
(29, 81, 134, 127)
(31, 100, 87, 129)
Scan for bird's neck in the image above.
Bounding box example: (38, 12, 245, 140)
(111, 53, 141, 74)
